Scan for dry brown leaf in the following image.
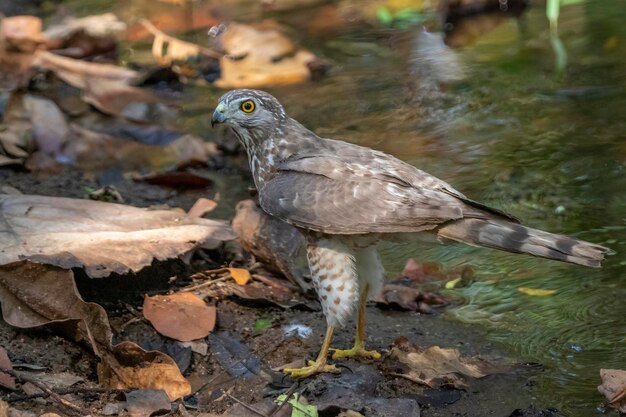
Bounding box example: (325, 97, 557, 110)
(0, 261, 113, 352)
(22, 94, 69, 155)
(33, 50, 137, 83)
(143, 293, 216, 342)
(98, 342, 191, 401)
(376, 283, 448, 313)
(82, 77, 158, 116)
(33, 51, 151, 115)
(61, 125, 219, 171)
(140, 19, 220, 66)
(43, 13, 126, 40)
(598, 369, 626, 412)
(215, 23, 326, 88)
(0, 93, 33, 163)
(0, 346, 16, 390)
(0, 194, 235, 278)
(228, 268, 251, 285)
(0, 16, 46, 53)
(187, 198, 218, 218)
(31, 50, 153, 115)
(388, 340, 500, 389)
(0, 261, 190, 400)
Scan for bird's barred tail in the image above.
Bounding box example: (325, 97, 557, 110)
(437, 219, 609, 268)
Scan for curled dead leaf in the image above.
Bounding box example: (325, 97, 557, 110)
(143, 293, 216, 342)
(0, 261, 191, 400)
(386, 339, 502, 389)
(98, 341, 191, 401)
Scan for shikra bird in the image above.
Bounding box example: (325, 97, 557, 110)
(211, 89, 609, 378)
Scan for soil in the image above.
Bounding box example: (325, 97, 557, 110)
(0, 166, 560, 417)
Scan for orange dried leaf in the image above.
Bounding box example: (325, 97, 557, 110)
(228, 267, 251, 285)
(143, 292, 216, 342)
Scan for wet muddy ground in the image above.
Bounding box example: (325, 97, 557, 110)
(0, 168, 561, 417)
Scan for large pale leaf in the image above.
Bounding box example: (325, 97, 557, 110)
(0, 194, 234, 278)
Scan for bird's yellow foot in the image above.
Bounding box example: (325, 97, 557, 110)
(283, 360, 341, 378)
(330, 346, 381, 360)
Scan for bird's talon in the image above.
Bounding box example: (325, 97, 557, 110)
(330, 346, 381, 360)
(284, 361, 340, 378)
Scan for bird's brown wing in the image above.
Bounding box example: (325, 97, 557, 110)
(258, 154, 467, 234)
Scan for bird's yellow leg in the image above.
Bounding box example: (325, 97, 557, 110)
(284, 326, 341, 378)
(331, 284, 381, 360)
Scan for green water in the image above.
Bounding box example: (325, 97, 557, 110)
(54, 0, 626, 414)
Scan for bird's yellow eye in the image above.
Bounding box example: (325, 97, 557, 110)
(240, 100, 255, 113)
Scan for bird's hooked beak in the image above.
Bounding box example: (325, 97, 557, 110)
(211, 103, 227, 127)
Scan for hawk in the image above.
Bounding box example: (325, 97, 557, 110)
(211, 89, 609, 378)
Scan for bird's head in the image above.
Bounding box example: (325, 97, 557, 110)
(211, 89, 286, 148)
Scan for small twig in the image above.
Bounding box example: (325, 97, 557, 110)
(268, 382, 299, 417)
(252, 274, 298, 292)
(180, 275, 231, 292)
(389, 372, 426, 385)
(610, 388, 626, 404)
(0, 367, 90, 416)
(225, 393, 268, 417)
(118, 316, 143, 332)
